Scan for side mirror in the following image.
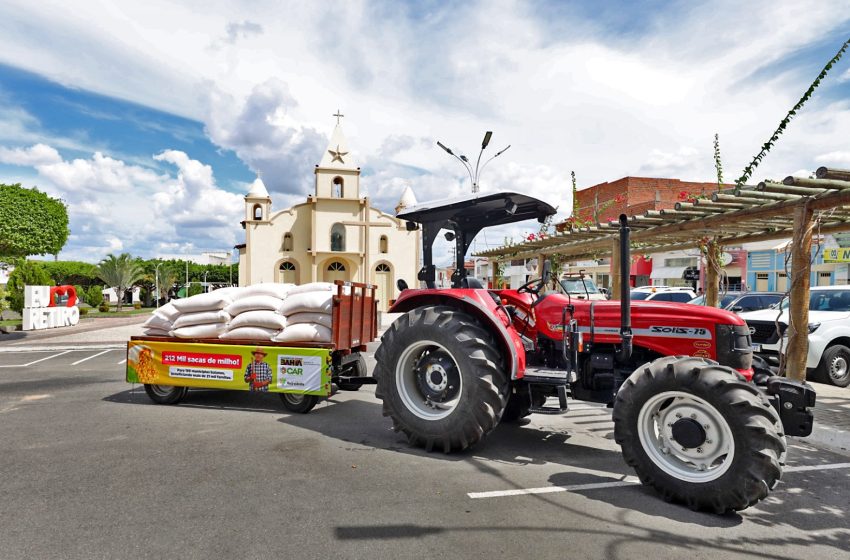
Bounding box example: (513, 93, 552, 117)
(731, 305, 743, 313)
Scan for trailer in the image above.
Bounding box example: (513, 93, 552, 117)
(126, 281, 377, 413)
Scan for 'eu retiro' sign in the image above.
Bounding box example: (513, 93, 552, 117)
(23, 285, 80, 331)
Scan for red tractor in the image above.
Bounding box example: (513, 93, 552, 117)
(374, 192, 815, 513)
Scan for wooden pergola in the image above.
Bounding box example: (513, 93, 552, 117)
(475, 167, 850, 381)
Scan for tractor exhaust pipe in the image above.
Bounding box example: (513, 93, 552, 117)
(616, 214, 633, 363)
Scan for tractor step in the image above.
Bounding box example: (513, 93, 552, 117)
(523, 366, 569, 382)
(529, 384, 568, 415)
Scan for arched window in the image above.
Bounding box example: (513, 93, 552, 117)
(253, 204, 263, 220)
(279, 261, 297, 284)
(327, 262, 346, 272)
(379, 235, 388, 253)
(282, 232, 293, 252)
(376, 263, 390, 272)
(332, 177, 344, 198)
(331, 223, 346, 251)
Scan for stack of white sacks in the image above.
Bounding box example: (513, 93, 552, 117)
(141, 283, 342, 343)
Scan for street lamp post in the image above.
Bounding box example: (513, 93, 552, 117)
(154, 263, 162, 309)
(203, 271, 209, 293)
(436, 131, 510, 194)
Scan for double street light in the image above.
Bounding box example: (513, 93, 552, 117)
(437, 131, 511, 194)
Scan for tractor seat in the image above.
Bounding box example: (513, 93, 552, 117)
(462, 277, 486, 289)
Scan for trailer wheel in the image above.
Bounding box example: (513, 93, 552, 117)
(613, 356, 786, 513)
(374, 305, 507, 452)
(279, 393, 318, 413)
(815, 344, 850, 387)
(143, 384, 188, 405)
(338, 354, 368, 391)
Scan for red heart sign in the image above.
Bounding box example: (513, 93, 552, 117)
(50, 285, 78, 307)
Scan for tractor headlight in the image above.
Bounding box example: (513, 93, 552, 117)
(808, 322, 821, 334)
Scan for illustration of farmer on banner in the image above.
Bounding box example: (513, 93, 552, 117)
(244, 347, 273, 391)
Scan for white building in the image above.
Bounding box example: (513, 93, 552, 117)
(237, 118, 420, 311)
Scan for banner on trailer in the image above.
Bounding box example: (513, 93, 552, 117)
(126, 341, 332, 396)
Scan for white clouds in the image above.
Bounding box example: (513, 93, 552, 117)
(1, 1, 850, 263)
(0, 143, 61, 166)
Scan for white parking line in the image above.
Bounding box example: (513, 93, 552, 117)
(468, 462, 850, 499)
(117, 359, 127, 365)
(70, 349, 112, 366)
(0, 350, 72, 368)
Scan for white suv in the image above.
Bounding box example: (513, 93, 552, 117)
(739, 285, 850, 387)
(630, 286, 697, 303)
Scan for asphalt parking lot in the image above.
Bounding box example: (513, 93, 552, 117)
(1, 346, 850, 560)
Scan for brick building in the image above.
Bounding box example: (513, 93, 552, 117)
(570, 177, 726, 225)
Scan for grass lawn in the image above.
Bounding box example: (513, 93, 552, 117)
(86, 307, 155, 318)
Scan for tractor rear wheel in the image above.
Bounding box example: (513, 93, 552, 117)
(374, 305, 507, 452)
(613, 355, 786, 513)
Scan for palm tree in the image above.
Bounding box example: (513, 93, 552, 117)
(155, 265, 178, 304)
(96, 253, 145, 312)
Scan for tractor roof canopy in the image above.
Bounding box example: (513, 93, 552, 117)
(399, 192, 556, 288)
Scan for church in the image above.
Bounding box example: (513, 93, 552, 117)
(236, 117, 420, 312)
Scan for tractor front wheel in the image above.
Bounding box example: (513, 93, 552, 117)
(613, 356, 786, 513)
(374, 305, 507, 452)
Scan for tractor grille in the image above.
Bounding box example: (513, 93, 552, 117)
(747, 320, 786, 345)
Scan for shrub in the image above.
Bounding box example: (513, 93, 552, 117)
(79, 307, 88, 316)
(188, 283, 204, 297)
(133, 302, 141, 310)
(5, 260, 53, 313)
(0, 285, 7, 311)
(85, 285, 105, 307)
(98, 302, 110, 313)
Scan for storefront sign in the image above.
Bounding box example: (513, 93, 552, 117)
(127, 341, 332, 396)
(22, 285, 80, 331)
(823, 248, 850, 263)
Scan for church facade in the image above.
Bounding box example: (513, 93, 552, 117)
(236, 119, 420, 312)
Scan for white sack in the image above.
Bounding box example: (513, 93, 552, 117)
(229, 310, 287, 331)
(154, 302, 180, 321)
(273, 323, 332, 343)
(172, 291, 234, 313)
(142, 328, 170, 337)
(143, 313, 173, 331)
(219, 326, 279, 341)
(240, 283, 293, 300)
(288, 282, 349, 296)
(172, 309, 231, 329)
(169, 322, 228, 339)
(278, 291, 333, 316)
(225, 295, 285, 316)
(213, 287, 243, 299)
(286, 311, 332, 329)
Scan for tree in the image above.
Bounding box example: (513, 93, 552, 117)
(0, 183, 69, 260)
(96, 253, 144, 312)
(4, 260, 53, 313)
(155, 265, 179, 302)
(85, 285, 105, 308)
(41, 261, 99, 287)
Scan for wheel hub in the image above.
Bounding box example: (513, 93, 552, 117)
(830, 356, 848, 379)
(671, 418, 707, 449)
(414, 350, 458, 402)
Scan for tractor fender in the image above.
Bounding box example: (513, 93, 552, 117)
(389, 289, 525, 379)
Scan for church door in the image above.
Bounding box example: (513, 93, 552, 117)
(279, 261, 297, 284)
(374, 263, 392, 312)
(325, 261, 347, 284)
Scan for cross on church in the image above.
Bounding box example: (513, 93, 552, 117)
(333, 110, 344, 125)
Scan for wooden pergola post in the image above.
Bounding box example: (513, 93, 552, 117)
(705, 239, 719, 308)
(489, 258, 498, 289)
(611, 238, 622, 300)
(785, 203, 814, 383)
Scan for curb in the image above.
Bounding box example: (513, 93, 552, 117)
(0, 344, 126, 352)
(800, 423, 850, 456)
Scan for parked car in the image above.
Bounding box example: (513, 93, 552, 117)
(740, 285, 850, 387)
(560, 275, 607, 300)
(688, 291, 784, 313)
(630, 286, 696, 303)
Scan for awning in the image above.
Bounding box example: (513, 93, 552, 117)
(650, 266, 687, 279)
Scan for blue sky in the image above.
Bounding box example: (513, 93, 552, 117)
(0, 0, 848, 263)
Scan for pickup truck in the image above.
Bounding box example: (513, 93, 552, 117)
(740, 285, 850, 387)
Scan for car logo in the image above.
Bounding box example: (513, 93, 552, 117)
(693, 341, 711, 349)
(748, 327, 756, 335)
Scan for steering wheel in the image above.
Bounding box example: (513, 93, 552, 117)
(516, 260, 553, 297)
